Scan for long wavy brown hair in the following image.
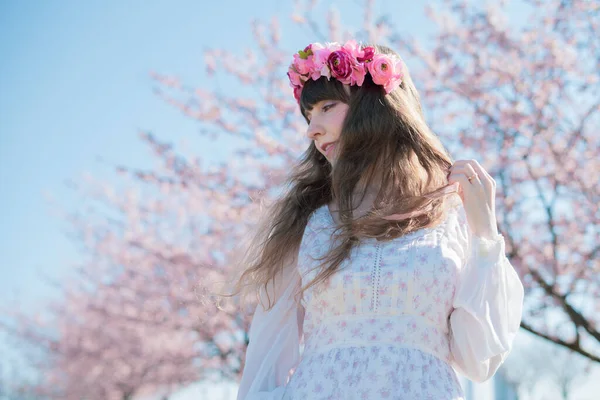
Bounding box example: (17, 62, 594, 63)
(210, 43, 460, 313)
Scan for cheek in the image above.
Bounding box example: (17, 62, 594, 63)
(331, 107, 349, 135)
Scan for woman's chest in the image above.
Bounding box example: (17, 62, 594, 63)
(297, 220, 462, 326)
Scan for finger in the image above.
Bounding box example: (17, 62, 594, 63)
(447, 173, 471, 202)
(453, 159, 492, 182)
(451, 160, 493, 185)
(463, 163, 482, 185)
(467, 160, 495, 188)
(448, 166, 481, 185)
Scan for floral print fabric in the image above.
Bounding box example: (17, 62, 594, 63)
(237, 197, 524, 400)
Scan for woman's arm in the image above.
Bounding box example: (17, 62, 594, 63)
(447, 205, 525, 383)
(237, 254, 305, 400)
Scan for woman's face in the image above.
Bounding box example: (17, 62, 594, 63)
(305, 98, 350, 164)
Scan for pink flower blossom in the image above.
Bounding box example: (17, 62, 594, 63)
(293, 85, 302, 103)
(351, 62, 366, 86)
(310, 43, 333, 80)
(357, 46, 375, 62)
(287, 68, 303, 87)
(341, 40, 363, 59)
(286, 40, 404, 103)
(292, 53, 312, 75)
(327, 49, 355, 84)
(367, 53, 404, 93)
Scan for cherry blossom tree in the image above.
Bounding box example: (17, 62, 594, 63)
(2, 170, 252, 398)
(2, 0, 598, 397)
(391, 0, 599, 361)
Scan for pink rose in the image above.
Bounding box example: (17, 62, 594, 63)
(367, 54, 403, 93)
(357, 46, 375, 62)
(293, 85, 302, 103)
(327, 49, 355, 84)
(287, 68, 303, 87)
(366, 54, 394, 84)
(292, 53, 312, 75)
(383, 76, 402, 94)
(310, 43, 332, 80)
(350, 63, 366, 86)
(341, 40, 361, 57)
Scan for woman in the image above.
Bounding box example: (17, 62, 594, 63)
(229, 40, 524, 399)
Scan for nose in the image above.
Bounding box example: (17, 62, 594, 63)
(305, 120, 323, 141)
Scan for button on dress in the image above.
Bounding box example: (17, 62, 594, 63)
(237, 197, 524, 400)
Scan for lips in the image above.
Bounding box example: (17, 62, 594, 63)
(321, 141, 337, 156)
(325, 143, 336, 156)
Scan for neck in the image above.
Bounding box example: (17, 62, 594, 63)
(329, 173, 382, 220)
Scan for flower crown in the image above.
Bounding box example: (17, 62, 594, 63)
(287, 40, 404, 104)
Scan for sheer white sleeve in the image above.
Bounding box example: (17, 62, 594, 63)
(447, 204, 525, 383)
(236, 254, 305, 400)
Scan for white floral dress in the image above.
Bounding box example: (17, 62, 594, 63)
(237, 197, 524, 400)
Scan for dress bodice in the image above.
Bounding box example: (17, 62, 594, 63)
(298, 203, 463, 363)
(236, 197, 525, 400)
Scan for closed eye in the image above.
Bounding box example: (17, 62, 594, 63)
(305, 102, 336, 123)
(322, 103, 336, 112)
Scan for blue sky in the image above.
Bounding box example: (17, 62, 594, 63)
(1, 0, 293, 310)
(0, 0, 435, 310)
